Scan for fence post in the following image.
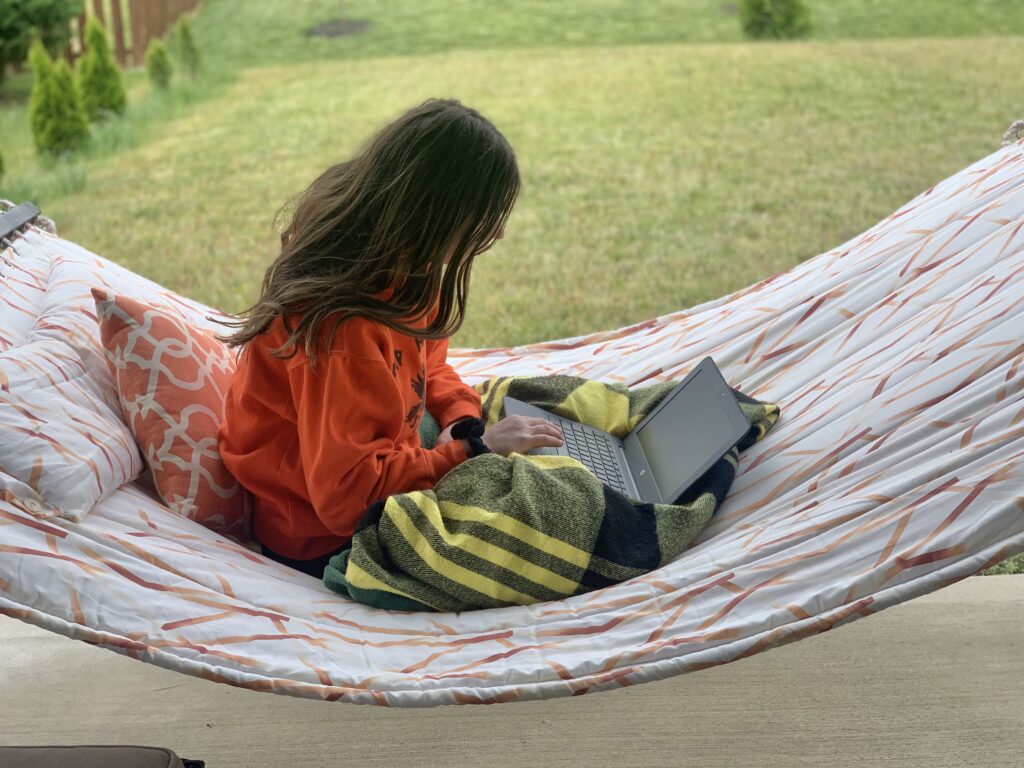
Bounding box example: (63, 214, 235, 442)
(129, 0, 144, 65)
(111, 0, 128, 66)
(73, 9, 87, 60)
(67, 0, 198, 70)
(150, 0, 161, 41)
(155, 0, 168, 40)
(63, 19, 74, 64)
(143, 0, 153, 61)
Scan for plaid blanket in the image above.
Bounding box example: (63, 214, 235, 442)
(323, 375, 780, 612)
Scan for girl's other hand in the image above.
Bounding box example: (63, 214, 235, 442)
(435, 423, 456, 446)
(482, 415, 564, 457)
(435, 421, 472, 456)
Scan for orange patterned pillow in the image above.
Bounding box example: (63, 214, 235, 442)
(92, 288, 251, 539)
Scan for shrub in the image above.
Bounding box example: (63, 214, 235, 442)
(36, 58, 90, 155)
(0, 0, 82, 83)
(172, 15, 201, 77)
(146, 39, 172, 89)
(27, 39, 54, 146)
(77, 16, 126, 121)
(740, 0, 811, 40)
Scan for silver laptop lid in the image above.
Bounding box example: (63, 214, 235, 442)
(622, 357, 750, 504)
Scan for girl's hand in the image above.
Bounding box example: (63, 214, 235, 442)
(482, 416, 564, 457)
(436, 423, 457, 446)
(436, 422, 471, 455)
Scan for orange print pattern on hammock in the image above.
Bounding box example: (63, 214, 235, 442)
(0, 138, 1022, 708)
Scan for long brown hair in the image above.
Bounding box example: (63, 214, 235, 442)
(211, 98, 520, 372)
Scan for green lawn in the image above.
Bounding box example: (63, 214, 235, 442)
(191, 0, 1024, 68)
(4, 36, 1023, 347)
(0, 0, 1020, 574)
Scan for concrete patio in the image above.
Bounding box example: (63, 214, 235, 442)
(0, 574, 1020, 767)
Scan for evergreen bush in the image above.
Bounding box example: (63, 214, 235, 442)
(37, 58, 90, 155)
(77, 16, 126, 121)
(27, 39, 54, 147)
(740, 0, 811, 40)
(172, 15, 201, 77)
(146, 39, 172, 89)
(0, 0, 82, 84)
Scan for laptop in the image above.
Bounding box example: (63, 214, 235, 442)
(502, 356, 749, 504)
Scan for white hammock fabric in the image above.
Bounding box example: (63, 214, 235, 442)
(1, 140, 1022, 708)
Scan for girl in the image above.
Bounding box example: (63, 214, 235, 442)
(215, 98, 563, 577)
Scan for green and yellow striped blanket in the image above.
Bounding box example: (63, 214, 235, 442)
(323, 375, 780, 612)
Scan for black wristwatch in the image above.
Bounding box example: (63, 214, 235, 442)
(449, 417, 491, 457)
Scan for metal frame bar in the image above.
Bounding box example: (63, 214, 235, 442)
(0, 203, 41, 243)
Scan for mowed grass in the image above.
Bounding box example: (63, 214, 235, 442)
(5, 37, 1023, 350)
(191, 0, 1024, 68)
(0, 71, 225, 203)
(5, 0, 1024, 204)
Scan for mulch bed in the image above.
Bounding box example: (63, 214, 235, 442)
(306, 18, 371, 38)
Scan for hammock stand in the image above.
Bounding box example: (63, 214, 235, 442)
(1, 137, 1023, 708)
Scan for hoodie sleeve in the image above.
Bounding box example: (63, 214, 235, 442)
(287, 351, 469, 539)
(424, 336, 483, 428)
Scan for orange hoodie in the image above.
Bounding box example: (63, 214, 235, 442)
(217, 293, 482, 561)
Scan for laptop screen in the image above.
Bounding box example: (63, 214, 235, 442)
(634, 367, 739, 497)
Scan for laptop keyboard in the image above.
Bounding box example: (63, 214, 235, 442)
(543, 415, 630, 495)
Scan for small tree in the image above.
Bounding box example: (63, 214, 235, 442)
(77, 16, 126, 121)
(28, 39, 54, 147)
(171, 15, 201, 77)
(740, 0, 811, 40)
(0, 0, 82, 84)
(37, 58, 89, 155)
(146, 39, 172, 89)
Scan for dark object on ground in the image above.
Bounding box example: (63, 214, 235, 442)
(306, 18, 370, 38)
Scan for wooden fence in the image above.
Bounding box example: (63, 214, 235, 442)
(65, 0, 202, 67)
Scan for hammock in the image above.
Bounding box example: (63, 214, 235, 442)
(1, 138, 1023, 708)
